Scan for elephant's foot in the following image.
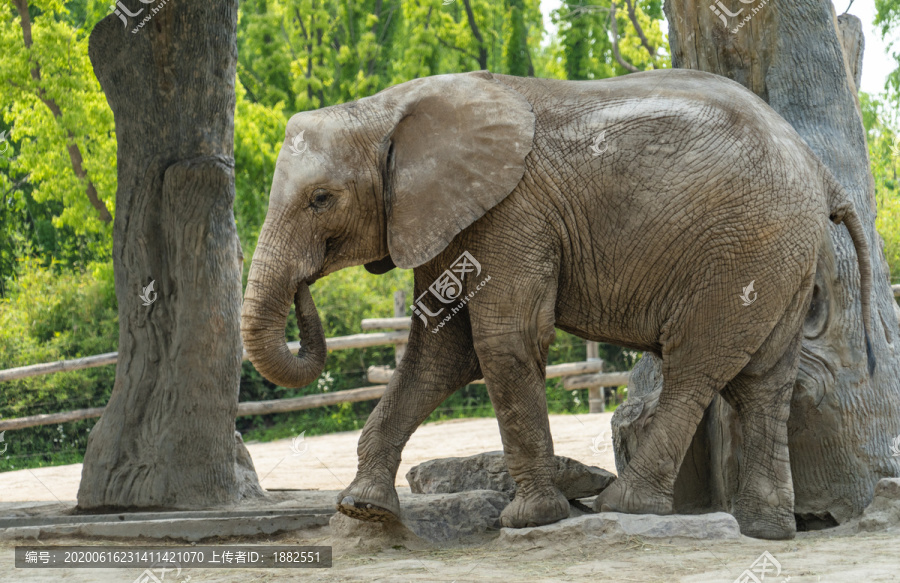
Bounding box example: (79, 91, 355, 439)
(732, 493, 796, 540)
(593, 478, 673, 515)
(335, 475, 401, 523)
(500, 484, 569, 528)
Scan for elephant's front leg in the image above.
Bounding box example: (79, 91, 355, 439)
(472, 294, 569, 528)
(336, 311, 480, 522)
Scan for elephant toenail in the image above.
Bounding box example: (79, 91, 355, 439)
(341, 496, 354, 506)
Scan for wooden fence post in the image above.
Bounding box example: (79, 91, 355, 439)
(586, 341, 604, 413)
(394, 290, 407, 365)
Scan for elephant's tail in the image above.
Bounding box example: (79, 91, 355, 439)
(828, 185, 876, 375)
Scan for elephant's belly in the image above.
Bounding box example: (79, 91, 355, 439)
(553, 287, 665, 354)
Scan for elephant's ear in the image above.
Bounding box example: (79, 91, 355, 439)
(381, 71, 535, 269)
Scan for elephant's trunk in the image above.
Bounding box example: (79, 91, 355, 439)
(241, 253, 326, 388)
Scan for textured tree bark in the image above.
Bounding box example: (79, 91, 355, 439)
(77, 0, 263, 509)
(616, 0, 900, 525)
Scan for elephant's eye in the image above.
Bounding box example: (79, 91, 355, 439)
(310, 190, 333, 210)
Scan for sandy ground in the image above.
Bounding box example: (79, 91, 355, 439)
(1, 413, 899, 582)
(0, 413, 617, 503)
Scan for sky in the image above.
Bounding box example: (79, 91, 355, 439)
(539, 0, 897, 95)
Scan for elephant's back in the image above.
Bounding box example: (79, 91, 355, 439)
(495, 70, 830, 232)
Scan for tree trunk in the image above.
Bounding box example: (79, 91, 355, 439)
(616, 0, 900, 525)
(77, 0, 263, 509)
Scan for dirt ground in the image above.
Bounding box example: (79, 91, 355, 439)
(1, 413, 899, 582)
(1, 525, 899, 582)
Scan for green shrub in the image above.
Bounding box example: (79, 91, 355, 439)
(0, 259, 117, 471)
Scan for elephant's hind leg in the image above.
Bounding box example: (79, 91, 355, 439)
(720, 336, 799, 540)
(720, 286, 810, 540)
(595, 302, 756, 515)
(336, 309, 480, 523)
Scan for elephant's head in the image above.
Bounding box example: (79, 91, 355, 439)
(241, 71, 535, 387)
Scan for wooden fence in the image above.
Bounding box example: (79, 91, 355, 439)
(0, 291, 629, 432)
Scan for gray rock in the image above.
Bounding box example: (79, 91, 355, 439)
(407, 451, 516, 498)
(858, 478, 900, 532)
(330, 490, 510, 546)
(555, 457, 616, 500)
(497, 512, 741, 546)
(406, 451, 615, 500)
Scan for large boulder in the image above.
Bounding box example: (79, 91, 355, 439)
(330, 490, 510, 547)
(858, 478, 900, 532)
(406, 451, 615, 500)
(497, 512, 742, 547)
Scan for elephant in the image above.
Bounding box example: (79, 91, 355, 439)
(240, 69, 874, 540)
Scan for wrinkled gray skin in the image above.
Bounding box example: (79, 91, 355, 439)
(241, 70, 874, 540)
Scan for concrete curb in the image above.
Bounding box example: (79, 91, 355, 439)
(0, 512, 331, 542)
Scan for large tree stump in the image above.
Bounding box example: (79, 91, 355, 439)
(77, 0, 263, 509)
(614, 1, 900, 526)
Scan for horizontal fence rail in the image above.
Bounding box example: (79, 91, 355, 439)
(366, 361, 609, 385)
(564, 371, 631, 390)
(360, 317, 411, 330)
(0, 388, 394, 432)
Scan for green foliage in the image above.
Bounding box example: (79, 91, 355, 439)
(0, 0, 115, 236)
(861, 92, 900, 281)
(550, 0, 669, 81)
(876, 0, 900, 102)
(505, 0, 532, 76)
(234, 78, 285, 277)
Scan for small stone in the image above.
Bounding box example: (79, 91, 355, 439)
(858, 478, 900, 532)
